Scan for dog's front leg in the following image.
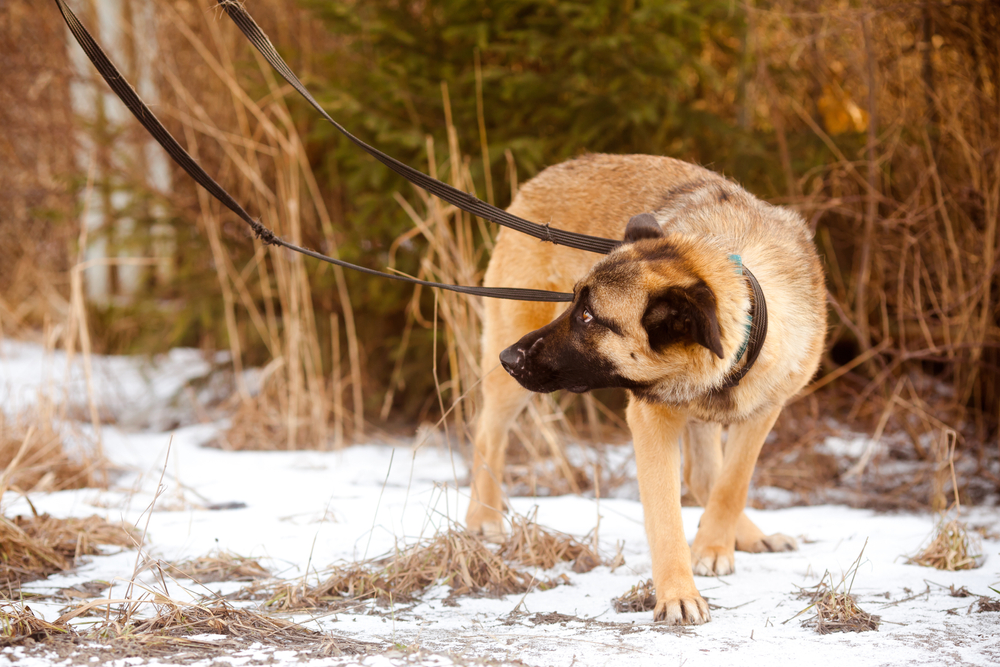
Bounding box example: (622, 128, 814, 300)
(627, 399, 710, 625)
(690, 404, 785, 576)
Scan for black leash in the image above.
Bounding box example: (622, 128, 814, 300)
(53, 0, 573, 303)
(218, 1, 621, 258)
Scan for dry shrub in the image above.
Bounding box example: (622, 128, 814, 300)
(168, 550, 270, 583)
(0, 0, 75, 335)
(612, 579, 657, 614)
(906, 517, 982, 571)
(0, 514, 137, 588)
(0, 601, 72, 647)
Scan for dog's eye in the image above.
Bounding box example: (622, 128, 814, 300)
(580, 308, 594, 324)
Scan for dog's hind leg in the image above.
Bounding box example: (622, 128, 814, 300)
(466, 366, 531, 541)
(466, 297, 556, 542)
(683, 420, 797, 556)
(682, 420, 722, 507)
(690, 405, 797, 576)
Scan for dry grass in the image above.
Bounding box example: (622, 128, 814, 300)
(0, 411, 100, 494)
(168, 550, 270, 584)
(256, 511, 608, 610)
(792, 543, 880, 634)
(906, 517, 982, 571)
(0, 513, 137, 588)
(501, 508, 603, 573)
(976, 596, 1000, 613)
(612, 579, 657, 614)
(0, 600, 72, 647)
(268, 528, 567, 611)
(101, 602, 376, 656)
(801, 585, 882, 635)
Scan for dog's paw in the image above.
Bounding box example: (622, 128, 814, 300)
(469, 520, 507, 544)
(691, 545, 735, 576)
(654, 594, 711, 625)
(738, 532, 798, 553)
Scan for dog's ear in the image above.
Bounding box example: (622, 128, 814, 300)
(624, 213, 664, 243)
(642, 284, 724, 359)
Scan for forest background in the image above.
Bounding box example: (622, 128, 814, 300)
(1, 0, 997, 507)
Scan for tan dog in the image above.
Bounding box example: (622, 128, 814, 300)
(465, 154, 826, 625)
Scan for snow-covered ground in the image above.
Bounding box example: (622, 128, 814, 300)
(1, 340, 998, 667)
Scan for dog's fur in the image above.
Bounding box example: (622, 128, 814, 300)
(465, 154, 826, 625)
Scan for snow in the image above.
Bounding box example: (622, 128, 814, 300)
(1, 340, 999, 667)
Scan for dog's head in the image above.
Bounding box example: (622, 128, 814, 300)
(499, 213, 746, 401)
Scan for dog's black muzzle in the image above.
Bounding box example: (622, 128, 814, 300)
(499, 316, 592, 394)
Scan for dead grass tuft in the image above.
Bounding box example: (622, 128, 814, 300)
(0, 410, 101, 494)
(0, 514, 137, 588)
(295, 527, 566, 609)
(501, 509, 604, 573)
(791, 541, 880, 634)
(0, 600, 72, 647)
(110, 602, 375, 655)
(168, 550, 271, 583)
(906, 518, 982, 571)
(612, 579, 657, 614)
(976, 596, 1000, 613)
(805, 587, 881, 635)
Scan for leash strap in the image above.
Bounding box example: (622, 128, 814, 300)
(53, 0, 572, 303)
(219, 1, 621, 257)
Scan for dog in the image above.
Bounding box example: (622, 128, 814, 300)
(465, 153, 826, 625)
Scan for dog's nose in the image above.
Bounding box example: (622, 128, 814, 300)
(499, 346, 523, 373)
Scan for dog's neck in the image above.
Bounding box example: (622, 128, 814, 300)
(720, 256, 767, 389)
